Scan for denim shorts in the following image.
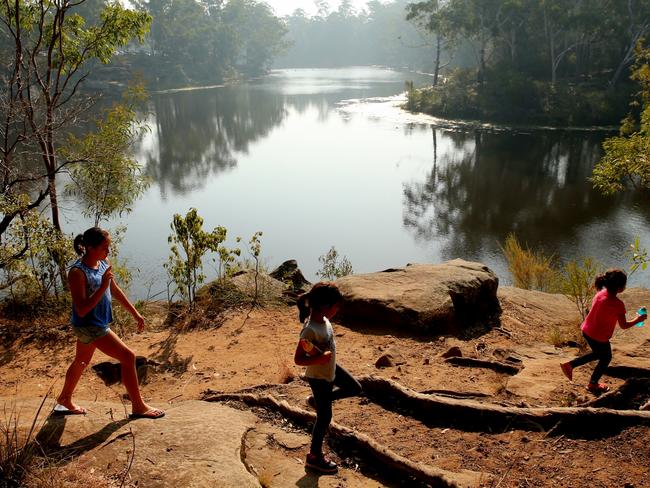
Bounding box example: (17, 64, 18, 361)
(72, 325, 111, 344)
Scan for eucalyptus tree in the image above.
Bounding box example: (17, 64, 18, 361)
(405, 0, 456, 85)
(0, 0, 150, 272)
(609, 0, 650, 86)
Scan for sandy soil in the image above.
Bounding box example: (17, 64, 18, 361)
(1, 287, 649, 487)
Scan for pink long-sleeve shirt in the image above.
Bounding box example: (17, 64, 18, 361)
(581, 289, 626, 342)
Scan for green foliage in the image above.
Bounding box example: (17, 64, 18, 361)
(501, 233, 558, 292)
(132, 0, 287, 87)
(405, 68, 630, 125)
(559, 258, 603, 321)
(316, 246, 353, 281)
(0, 0, 151, 289)
(627, 237, 649, 276)
(402, 0, 646, 126)
(247, 231, 263, 304)
(64, 85, 150, 226)
(0, 202, 75, 305)
(165, 208, 239, 309)
(592, 44, 650, 194)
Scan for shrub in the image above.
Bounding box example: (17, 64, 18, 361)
(0, 203, 75, 314)
(501, 233, 558, 292)
(559, 258, 603, 321)
(316, 246, 353, 281)
(165, 209, 241, 310)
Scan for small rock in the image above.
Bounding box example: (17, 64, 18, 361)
(375, 354, 395, 368)
(441, 346, 462, 359)
(423, 358, 430, 365)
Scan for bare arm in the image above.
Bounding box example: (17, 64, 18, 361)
(111, 280, 145, 332)
(618, 312, 646, 330)
(69, 266, 112, 317)
(294, 340, 332, 366)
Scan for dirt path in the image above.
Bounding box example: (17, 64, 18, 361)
(1, 287, 649, 487)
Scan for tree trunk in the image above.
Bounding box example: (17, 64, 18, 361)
(433, 34, 441, 86)
(46, 163, 69, 289)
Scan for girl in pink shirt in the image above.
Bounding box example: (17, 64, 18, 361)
(560, 269, 645, 393)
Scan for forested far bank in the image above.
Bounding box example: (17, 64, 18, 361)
(51, 0, 290, 91)
(403, 0, 650, 127)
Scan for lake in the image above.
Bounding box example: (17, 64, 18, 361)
(63, 67, 650, 299)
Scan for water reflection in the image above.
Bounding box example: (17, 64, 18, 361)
(94, 67, 650, 299)
(140, 86, 287, 197)
(403, 129, 635, 262)
(137, 68, 431, 197)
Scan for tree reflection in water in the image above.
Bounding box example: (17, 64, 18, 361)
(138, 69, 413, 198)
(141, 86, 287, 197)
(403, 128, 643, 263)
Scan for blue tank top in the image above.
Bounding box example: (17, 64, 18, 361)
(70, 259, 113, 329)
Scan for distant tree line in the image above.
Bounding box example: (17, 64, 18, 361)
(275, 0, 438, 70)
(404, 0, 650, 125)
(54, 0, 289, 89)
(124, 0, 287, 87)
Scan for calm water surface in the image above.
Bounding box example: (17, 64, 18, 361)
(64, 67, 650, 299)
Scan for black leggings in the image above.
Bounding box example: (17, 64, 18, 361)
(570, 332, 612, 384)
(307, 364, 362, 456)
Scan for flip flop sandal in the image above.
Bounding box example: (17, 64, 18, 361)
(129, 409, 165, 419)
(53, 403, 87, 415)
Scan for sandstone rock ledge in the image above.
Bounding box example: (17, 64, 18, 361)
(336, 259, 500, 334)
(6, 398, 260, 488)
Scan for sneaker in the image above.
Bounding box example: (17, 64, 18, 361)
(305, 395, 316, 409)
(586, 382, 609, 393)
(305, 453, 338, 474)
(560, 362, 573, 381)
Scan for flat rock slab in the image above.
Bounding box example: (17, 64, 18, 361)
(336, 259, 500, 334)
(3, 398, 259, 488)
(243, 424, 387, 487)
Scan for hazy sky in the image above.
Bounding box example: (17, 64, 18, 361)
(263, 0, 372, 17)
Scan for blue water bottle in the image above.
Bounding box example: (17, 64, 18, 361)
(637, 307, 647, 327)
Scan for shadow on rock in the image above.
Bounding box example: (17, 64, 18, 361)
(35, 413, 132, 462)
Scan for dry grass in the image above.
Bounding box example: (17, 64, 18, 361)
(501, 233, 559, 292)
(24, 461, 117, 488)
(0, 398, 47, 487)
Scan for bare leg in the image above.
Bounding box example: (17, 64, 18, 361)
(57, 340, 96, 412)
(94, 331, 163, 416)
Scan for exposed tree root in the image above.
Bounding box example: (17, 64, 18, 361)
(444, 357, 521, 375)
(579, 378, 650, 409)
(357, 375, 650, 434)
(419, 388, 491, 399)
(202, 392, 476, 487)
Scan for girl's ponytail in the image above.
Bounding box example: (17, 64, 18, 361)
(594, 269, 627, 293)
(73, 234, 85, 256)
(297, 292, 310, 322)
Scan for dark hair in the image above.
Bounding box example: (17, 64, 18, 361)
(73, 227, 109, 256)
(296, 282, 343, 322)
(594, 269, 627, 294)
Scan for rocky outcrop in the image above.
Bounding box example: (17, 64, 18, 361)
(269, 260, 311, 293)
(335, 259, 500, 334)
(12, 399, 260, 488)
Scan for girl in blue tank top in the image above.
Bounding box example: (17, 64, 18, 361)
(55, 227, 164, 420)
